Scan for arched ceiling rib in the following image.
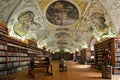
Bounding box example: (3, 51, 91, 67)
(0, 0, 21, 24)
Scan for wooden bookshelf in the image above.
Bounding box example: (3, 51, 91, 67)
(81, 48, 91, 64)
(0, 24, 8, 76)
(26, 39, 43, 58)
(6, 37, 28, 74)
(94, 38, 120, 73)
(0, 25, 44, 76)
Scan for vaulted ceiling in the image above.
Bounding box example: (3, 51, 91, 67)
(0, 0, 120, 53)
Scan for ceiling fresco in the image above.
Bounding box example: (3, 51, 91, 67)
(55, 32, 71, 39)
(46, 1, 79, 26)
(13, 11, 37, 36)
(38, 0, 88, 29)
(0, 0, 119, 53)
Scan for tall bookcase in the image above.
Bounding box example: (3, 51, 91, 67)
(0, 24, 8, 76)
(114, 38, 120, 67)
(26, 39, 43, 58)
(94, 38, 120, 73)
(0, 25, 44, 76)
(81, 48, 91, 64)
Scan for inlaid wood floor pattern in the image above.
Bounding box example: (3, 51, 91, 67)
(1, 61, 120, 80)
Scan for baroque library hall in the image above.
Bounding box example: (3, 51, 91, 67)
(0, 0, 120, 80)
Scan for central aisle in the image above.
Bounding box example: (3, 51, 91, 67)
(2, 60, 119, 80)
(46, 61, 102, 80)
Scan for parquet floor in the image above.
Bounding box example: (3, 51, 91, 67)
(1, 61, 120, 80)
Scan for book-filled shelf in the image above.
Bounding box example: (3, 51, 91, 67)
(0, 24, 44, 76)
(0, 24, 8, 76)
(26, 39, 43, 57)
(94, 37, 120, 74)
(81, 48, 91, 64)
(114, 38, 120, 67)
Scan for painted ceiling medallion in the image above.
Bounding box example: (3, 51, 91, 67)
(13, 11, 34, 36)
(57, 41, 68, 45)
(56, 28, 69, 31)
(46, 1, 79, 26)
(55, 32, 70, 38)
